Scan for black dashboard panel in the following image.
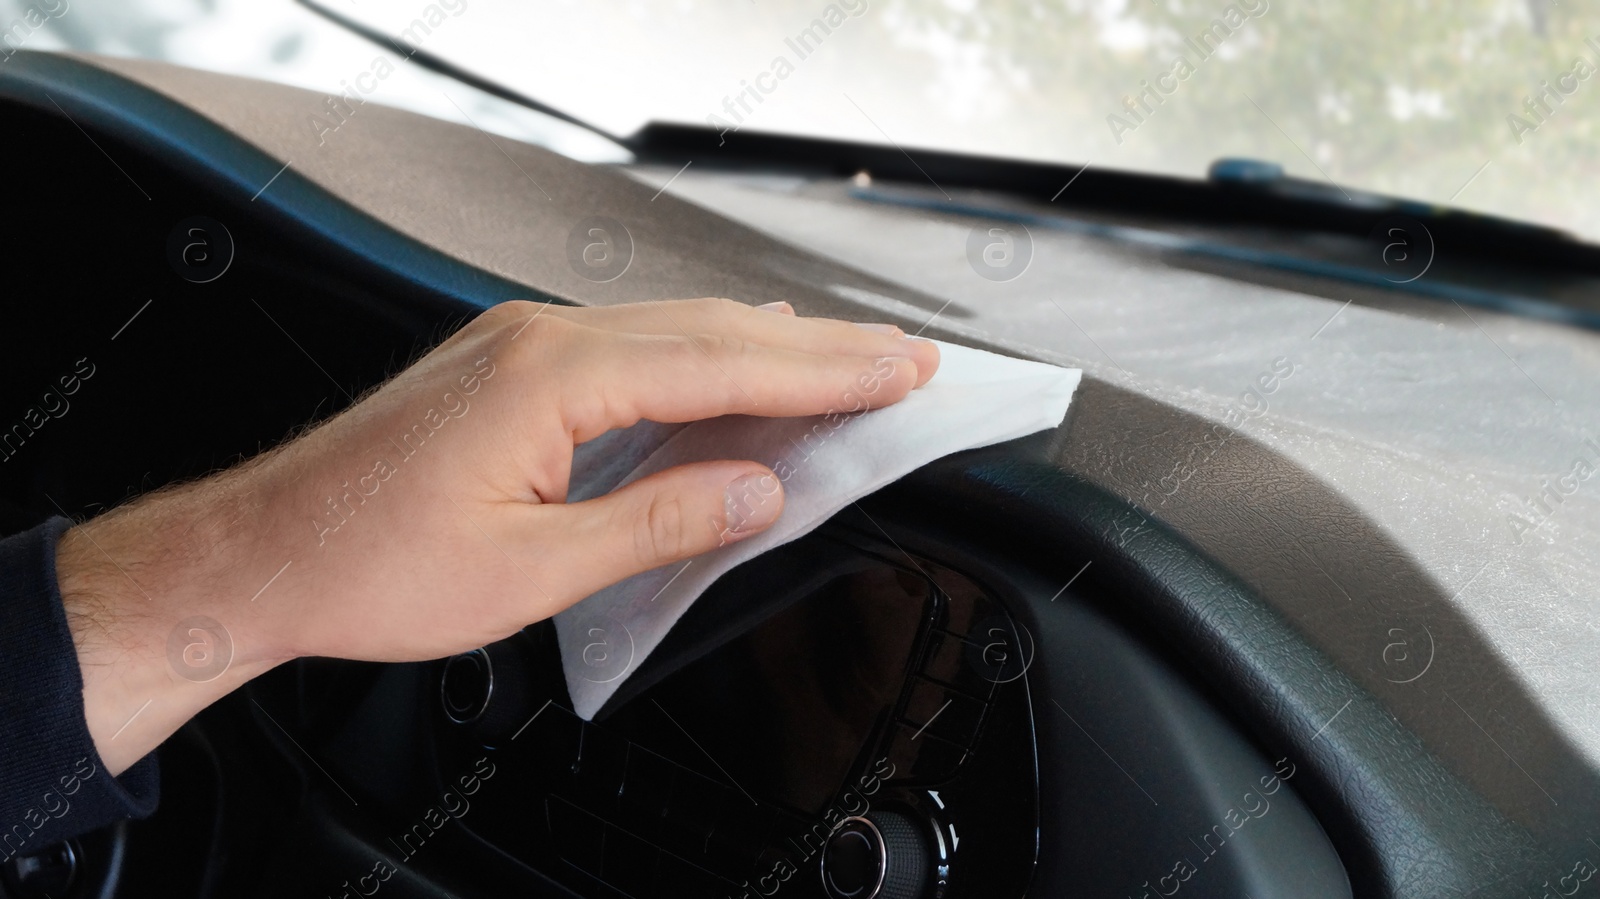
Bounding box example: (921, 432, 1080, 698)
(0, 50, 1578, 899)
(428, 537, 1039, 899)
(0, 89, 530, 536)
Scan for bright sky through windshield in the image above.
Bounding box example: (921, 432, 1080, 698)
(7, 0, 1595, 240)
(321, 0, 1600, 242)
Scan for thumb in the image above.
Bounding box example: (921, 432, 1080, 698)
(550, 461, 785, 603)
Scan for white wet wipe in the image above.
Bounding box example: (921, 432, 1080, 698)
(556, 340, 1081, 719)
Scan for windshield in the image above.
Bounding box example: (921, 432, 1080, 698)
(310, 0, 1600, 242)
(9, 0, 1592, 240)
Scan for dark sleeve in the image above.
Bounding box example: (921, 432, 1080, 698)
(0, 516, 159, 852)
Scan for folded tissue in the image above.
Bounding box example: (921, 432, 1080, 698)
(555, 339, 1081, 719)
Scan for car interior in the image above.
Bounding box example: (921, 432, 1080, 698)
(0, 4, 1597, 897)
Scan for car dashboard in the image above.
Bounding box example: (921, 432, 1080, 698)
(0, 50, 1595, 899)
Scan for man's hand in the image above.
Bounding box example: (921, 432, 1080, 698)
(56, 299, 938, 774)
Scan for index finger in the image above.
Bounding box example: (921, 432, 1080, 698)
(514, 298, 942, 387)
(511, 316, 922, 444)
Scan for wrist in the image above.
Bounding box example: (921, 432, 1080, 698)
(57, 473, 294, 774)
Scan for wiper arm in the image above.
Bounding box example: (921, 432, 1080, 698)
(295, 0, 633, 152)
(1202, 156, 1570, 242)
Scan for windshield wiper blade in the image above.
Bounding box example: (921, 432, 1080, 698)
(296, 0, 633, 151)
(627, 123, 1585, 261)
(628, 122, 1600, 329)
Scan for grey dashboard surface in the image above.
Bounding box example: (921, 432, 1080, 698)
(645, 169, 1600, 799)
(64, 52, 1600, 876)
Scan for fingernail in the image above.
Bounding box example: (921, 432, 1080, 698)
(756, 301, 794, 314)
(723, 472, 782, 538)
(855, 322, 903, 336)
